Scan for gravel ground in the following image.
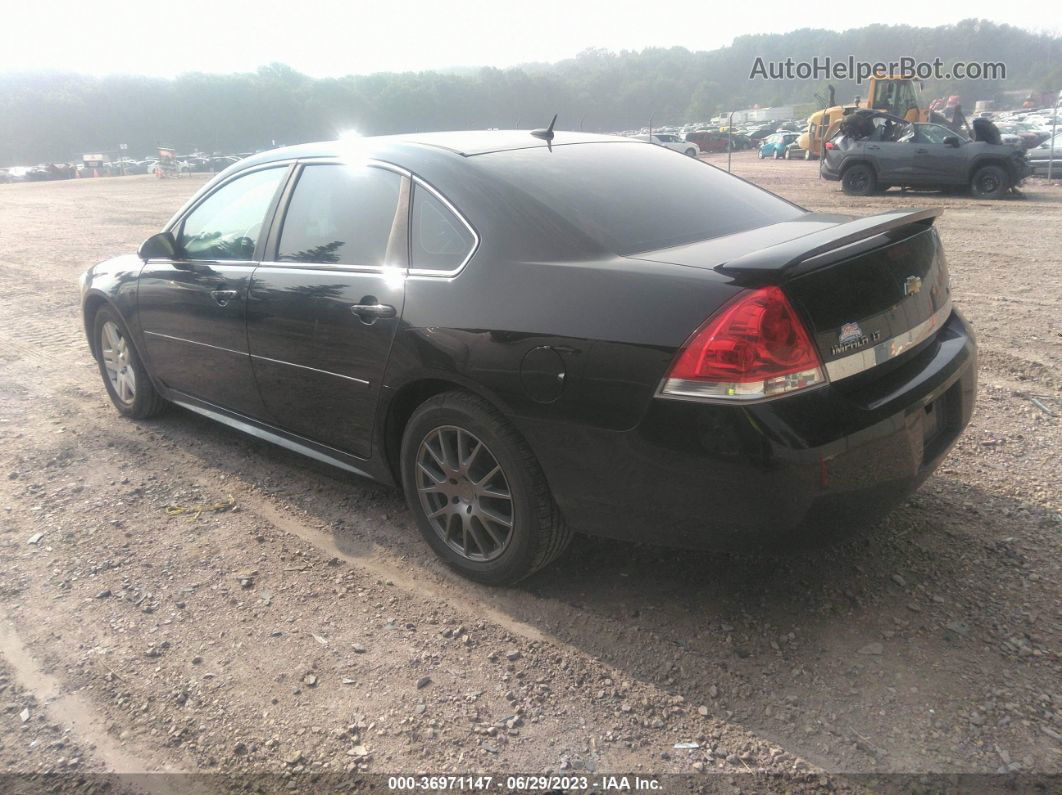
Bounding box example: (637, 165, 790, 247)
(0, 156, 1058, 792)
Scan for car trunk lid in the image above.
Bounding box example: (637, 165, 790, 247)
(633, 209, 952, 383)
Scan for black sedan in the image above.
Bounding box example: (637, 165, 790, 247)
(81, 130, 976, 584)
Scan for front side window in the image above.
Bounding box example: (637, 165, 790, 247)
(277, 164, 403, 267)
(410, 185, 476, 273)
(918, 124, 963, 144)
(178, 167, 287, 261)
(896, 124, 917, 143)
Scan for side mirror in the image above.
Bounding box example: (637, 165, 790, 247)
(943, 136, 961, 148)
(138, 231, 177, 260)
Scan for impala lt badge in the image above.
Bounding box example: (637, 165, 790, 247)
(904, 275, 923, 296)
(831, 321, 882, 356)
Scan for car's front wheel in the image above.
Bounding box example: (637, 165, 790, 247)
(685, 147, 698, 157)
(841, 163, 876, 196)
(970, 165, 1008, 199)
(92, 306, 167, 419)
(400, 391, 571, 585)
(757, 150, 765, 159)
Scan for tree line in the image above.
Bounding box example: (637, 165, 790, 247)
(1, 19, 1058, 165)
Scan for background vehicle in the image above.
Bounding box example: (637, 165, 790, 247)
(821, 114, 1030, 198)
(796, 105, 859, 159)
(996, 122, 1049, 149)
(759, 132, 798, 159)
(747, 125, 777, 143)
(82, 131, 976, 584)
(177, 156, 210, 172)
(208, 155, 241, 171)
(632, 133, 699, 156)
(799, 77, 966, 160)
(685, 130, 732, 153)
(1026, 133, 1062, 177)
(728, 133, 752, 150)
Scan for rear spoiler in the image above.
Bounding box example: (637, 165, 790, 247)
(716, 208, 941, 277)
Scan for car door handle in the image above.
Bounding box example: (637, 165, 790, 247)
(916, 148, 929, 154)
(866, 145, 880, 150)
(351, 299, 396, 324)
(211, 289, 239, 307)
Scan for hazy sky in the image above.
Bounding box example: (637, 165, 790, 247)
(4, 1, 1056, 77)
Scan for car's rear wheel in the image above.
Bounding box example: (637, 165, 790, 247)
(685, 147, 698, 157)
(841, 163, 876, 196)
(757, 150, 765, 159)
(970, 165, 1008, 199)
(92, 306, 167, 419)
(805, 149, 813, 161)
(400, 391, 571, 585)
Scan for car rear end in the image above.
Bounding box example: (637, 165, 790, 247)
(558, 210, 977, 549)
(461, 140, 975, 550)
(818, 133, 849, 180)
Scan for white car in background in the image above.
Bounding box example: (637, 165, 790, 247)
(631, 133, 699, 157)
(1027, 133, 1062, 177)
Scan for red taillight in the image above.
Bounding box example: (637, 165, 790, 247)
(824, 141, 836, 150)
(660, 286, 825, 401)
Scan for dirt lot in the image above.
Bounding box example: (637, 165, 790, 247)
(0, 155, 1058, 792)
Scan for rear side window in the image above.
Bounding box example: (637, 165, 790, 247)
(277, 164, 403, 267)
(178, 167, 286, 261)
(475, 142, 803, 255)
(410, 186, 476, 273)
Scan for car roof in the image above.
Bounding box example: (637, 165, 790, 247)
(234, 130, 628, 172)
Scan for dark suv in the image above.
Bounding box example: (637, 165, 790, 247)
(821, 119, 1029, 199)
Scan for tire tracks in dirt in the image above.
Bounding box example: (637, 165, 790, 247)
(0, 622, 216, 793)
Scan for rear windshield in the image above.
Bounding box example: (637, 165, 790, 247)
(472, 141, 803, 255)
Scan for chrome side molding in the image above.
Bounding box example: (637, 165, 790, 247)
(171, 399, 373, 479)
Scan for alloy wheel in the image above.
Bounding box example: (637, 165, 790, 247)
(100, 320, 135, 404)
(415, 425, 514, 562)
(978, 173, 1000, 194)
(845, 169, 871, 193)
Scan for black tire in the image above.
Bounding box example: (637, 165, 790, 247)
(841, 163, 876, 196)
(757, 150, 765, 159)
(805, 149, 813, 161)
(685, 148, 698, 158)
(970, 164, 1008, 199)
(400, 391, 571, 585)
(92, 306, 167, 419)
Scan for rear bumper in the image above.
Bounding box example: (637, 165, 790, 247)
(530, 309, 976, 549)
